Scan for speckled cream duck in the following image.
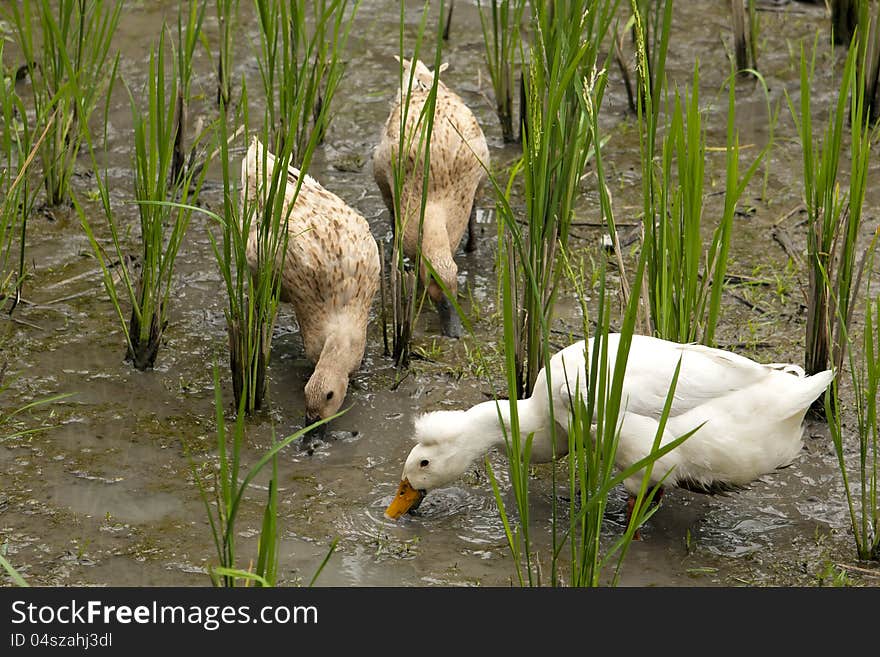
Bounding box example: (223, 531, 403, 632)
(373, 57, 489, 337)
(242, 138, 380, 422)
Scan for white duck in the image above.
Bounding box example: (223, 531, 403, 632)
(242, 139, 380, 423)
(385, 334, 834, 522)
(373, 57, 489, 337)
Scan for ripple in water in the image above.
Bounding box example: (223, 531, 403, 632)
(699, 510, 792, 558)
(336, 486, 506, 559)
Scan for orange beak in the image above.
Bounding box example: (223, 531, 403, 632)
(384, 478, 425, 520)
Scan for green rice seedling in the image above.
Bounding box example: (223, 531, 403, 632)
(786, 36, 871, 379)
(0, 50, 34, 312)
(214, 0, 239, 107)
(204, 89, 327, 413)
(476, 0, 527, 143)
(635, 17, 769, 344)
(630, 0, 672, 121)
(487, 222, 694, 586)
(0, 77, 59, 313)
(205, 90, 288, 413)
(383, 0, 447, 368)
(557, 259, 700, 586)
(483, 54, 695, 587)
(172, 0, 207, 186)
(196, 366, 339, 587)
(206, 2, 351, 413)
(502, 0, 617, 397)
(0, 545, 29, 587)
(79, 30, 211, 370)
(254, 0, 357, 163)
(443, 0, 455, 41)
(9, 0, 122, 207)
(826, 262, 879, 561)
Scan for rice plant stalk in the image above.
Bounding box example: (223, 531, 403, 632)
(483, 47, 695, 586)
(172, 0, 207, 186)
(857, 1, 880, 122)
(476, 0, 527, 143)
(254, 0, 358, 163)
(826, 254, 879, 561)
(0, 51, 35, 312)
(487, 211, 694, 586)
(509, 0, 617, 397)
(748, 0, 759, 72)
(215, 0, 239, 106)
(731, 0, 758, 75)
(786, 36, 869, 379)
(832, 0, 859, 46)
(209, 88, 288, 413)
(561, 256, 700, 586)
(630, 0, 673, 123)
(195, 365, 339, 586)
(207, 1, 353, 413)
(384, 0, 446, 367)
(638, 52, 769, 343)
(9, 0, 122, 207)
(78, 30, 211, 370)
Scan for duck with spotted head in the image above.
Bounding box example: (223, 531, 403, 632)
(373, 57, 489, 338)
(242, 138, 380, 425)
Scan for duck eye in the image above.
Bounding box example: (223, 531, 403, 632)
(326, 391, 334, 401)
(420, 459, 429, 468)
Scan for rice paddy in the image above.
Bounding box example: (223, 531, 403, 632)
(1, 0, 879, 588)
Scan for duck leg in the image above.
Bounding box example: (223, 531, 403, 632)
(465, 203, 478, 253)
(625, 487, 665, 541)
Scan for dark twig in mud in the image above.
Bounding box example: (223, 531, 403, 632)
(389, 370, 412, 392)
(0, 314, 44, 331)
(722, 273, 773, 286)
(727, 290, 769, 315)
(834, 562, 880, 578)
(771, 225, 804, 268)
(717, 341, 773, 350)
(773, 203, 805, 227)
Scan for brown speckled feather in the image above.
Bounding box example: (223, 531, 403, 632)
(372, 59, 489, 290)
(243, 139, 380, 373)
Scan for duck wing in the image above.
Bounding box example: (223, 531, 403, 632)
(618, 336, 781, 420)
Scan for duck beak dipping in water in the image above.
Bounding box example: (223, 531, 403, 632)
(435, 294, 463, 338)
(384, 478, 425, 519)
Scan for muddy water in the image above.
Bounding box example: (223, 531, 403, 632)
(2, 1, 878, 587)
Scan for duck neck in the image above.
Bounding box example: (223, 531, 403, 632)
(457, 396, 546, 463)
(420, 207, 451, 260)
(419, 207, 457, 299)
(315, 323, 364, 378)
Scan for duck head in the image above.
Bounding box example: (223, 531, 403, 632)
(304, 369, 347, 426)
(394, 55, 449, 94)
(385, 407, 503, 519)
